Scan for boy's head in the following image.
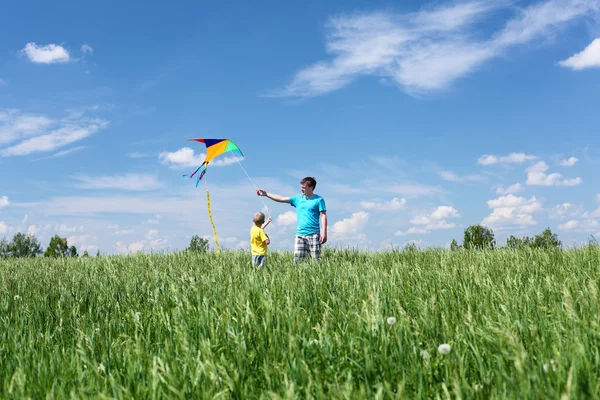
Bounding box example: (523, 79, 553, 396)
(253, 211, 265, 226)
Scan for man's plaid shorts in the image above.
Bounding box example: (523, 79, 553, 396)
(294, 233, 321, 263)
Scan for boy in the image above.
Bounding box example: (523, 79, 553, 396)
(250, 212, 272, 268)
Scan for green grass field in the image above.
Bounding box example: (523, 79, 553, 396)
(1, 247, 600, 399)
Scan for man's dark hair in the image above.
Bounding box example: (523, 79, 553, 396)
(300, 177, 317, 188)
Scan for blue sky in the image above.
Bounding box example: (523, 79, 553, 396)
(1, 0, 600, 254)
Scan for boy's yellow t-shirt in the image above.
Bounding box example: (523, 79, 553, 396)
(250, 225, 268, 256)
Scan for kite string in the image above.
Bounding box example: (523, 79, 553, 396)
(235, 157, 271, 217)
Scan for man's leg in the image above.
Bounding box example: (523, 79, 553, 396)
(308, 233, 322, 262)
(294, 235, 308, 265)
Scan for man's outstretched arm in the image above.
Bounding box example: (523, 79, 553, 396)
(257, 189, 291, 203)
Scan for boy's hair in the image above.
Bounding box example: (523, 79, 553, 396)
(300, 176, 317, 188)
(253, 212, 265, 225)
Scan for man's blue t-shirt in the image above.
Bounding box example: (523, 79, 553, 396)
(289, 194, 326, 236)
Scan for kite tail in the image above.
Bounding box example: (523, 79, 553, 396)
(205, 179, 220, 254)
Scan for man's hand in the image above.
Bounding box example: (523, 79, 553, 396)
(267, 216, 273, 223)
(256, 189, 267, 196)
(320, 232, 327, 244)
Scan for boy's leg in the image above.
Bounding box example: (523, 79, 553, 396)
(294, 235, 308, 265)
(308, 233, 322, 262)
(258, 255, 265, 268)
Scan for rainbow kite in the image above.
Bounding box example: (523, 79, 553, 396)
(184, 138, 244, 254)
(184, 138, 244, 186)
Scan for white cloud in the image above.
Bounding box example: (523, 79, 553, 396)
(21, 42, 71, 64)
(526, 161, 582, 186)
(478, 152, 537, 166)
(0, 221, 7, 234)
(496, 183, 523, 194)
(71, 173, 163, 191)
(55, 224, 81, 233)
(0, 196, 8, 207)
(411, 206, 460, 225)
(115, 229, 134, 235)
(267, 0, 598, 97)
(482, 195, 542, 227)
(276, 211, 297, 228)
(159, 147, 241, 169)
(332, 211, 369, 236)
(81, 44, 93, 55)
(439, 170, 482, 183)
(549, 203, 574, 219)
(115, 240, 145, 254)
(558, 38, 600, 70)
(559, 220, 579, 231)
(360, 197, 406, 211)
(394, 227, 429, 236)
(0, 109, 107, 157)
(558, 156, 579, 166)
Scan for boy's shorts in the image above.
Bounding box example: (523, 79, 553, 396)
(252, 255, 266, 268)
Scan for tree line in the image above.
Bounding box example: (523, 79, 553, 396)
(0, 226, 581, 259)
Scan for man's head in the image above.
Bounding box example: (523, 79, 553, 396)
(300, 177, 316, 196)
(253, 212, 265, 226)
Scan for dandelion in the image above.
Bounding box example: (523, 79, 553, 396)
(14, 295, 21, 301)
(97, 363, 105, 373)
(387, 317, 397, 325)
(421, 350, 430, 362)
(474, 384, 482, 392)
(135, 312, 141, 321)
(309, 339, 319, 345)
(95, 328, 100, 333)
(438, 343, 451, 354)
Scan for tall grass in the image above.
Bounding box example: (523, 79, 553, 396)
(1, 247, 599, 398)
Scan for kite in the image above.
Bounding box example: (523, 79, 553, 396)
(183, 138, 244, 186)
(183, 138, 244, 254)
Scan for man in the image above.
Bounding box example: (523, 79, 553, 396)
(256, 176, 327, 264)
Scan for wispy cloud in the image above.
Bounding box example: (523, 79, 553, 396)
(0, 196, 8, 207)
(21, 42, 71, 64)
(360, 197, 406, 211)
(267, 0, 599, 97)
(49, 146, 85, 158)
(70, 173, 163, 191)
(558, 38, 600, 70)
(526, 161, 582, 186)
(0, 109, 107, 157)
(496, 183, 523, 194)
(0, 221, 8, 234)
(81, 44, 94, 55)
(478, 152, 537, 166)
(439, 170, 482, 183)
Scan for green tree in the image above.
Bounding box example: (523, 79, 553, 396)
(44, 235, 70, 257)
(0, 237, 9, 258)
(463, 225, 496, 250)
(188, 235, 209, 253)
(82, 250, 90, 257)
(9, 232, 43, 257)
(96, 250, 101, 257)
(69, 245, 78, 257)
(450, 239, 460, 251)
(532, 227, 561, 249)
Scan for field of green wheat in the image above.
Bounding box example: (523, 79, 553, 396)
(1, 247, 600, 399)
